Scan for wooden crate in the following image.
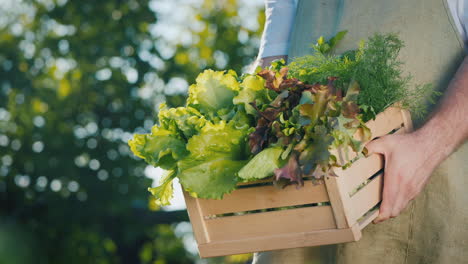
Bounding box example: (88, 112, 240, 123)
(183, 106, 413, 258)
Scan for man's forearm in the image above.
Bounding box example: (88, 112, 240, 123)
(415, 56, 468, 164)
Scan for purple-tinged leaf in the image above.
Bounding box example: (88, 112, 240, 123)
(274, 152, 303, 187)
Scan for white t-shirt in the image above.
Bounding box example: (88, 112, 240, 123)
(258, 0, 468, 58)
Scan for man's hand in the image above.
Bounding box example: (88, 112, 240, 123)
(368, 57, 468, 224)
(366, 131, 443, 223)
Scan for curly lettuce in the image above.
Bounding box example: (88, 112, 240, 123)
(187, 69, 240, 118)
(177, 120, 251, 199)
(128, 127, 188, 170)
(157, 104, 207, 139)
(129, 69, 254, 204)
(185, 120, 249, 160)
(233, 75, 270, 115)
(177, 158, 246, 200)
(148, 170, 176, 206)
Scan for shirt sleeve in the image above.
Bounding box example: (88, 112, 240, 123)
(460, 0, 468, 46)
(257, 0, 298, 58)
(447, 0, 468, 49)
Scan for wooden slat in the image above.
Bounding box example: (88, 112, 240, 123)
(324, 176, 352, 228)
(183, 191, 210, 243)
(338, 154, 384, 194)
(358, 208, 379, 230)
(349, 173, 383, 224)
(236, 178, 275, 186)
(198, 223, 362, 258)
(339, 127, 407, 194)
(205, 206, 336, 242)
(400, 108, 414, 132)
(198, 180, 329, 216)
(366, 106, 404, 139)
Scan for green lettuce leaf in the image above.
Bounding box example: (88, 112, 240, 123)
(238, 147, 283, 180)
(187, 69, 240, 117)
(157, 104, 206, 139)
(176, 119, 251, 199)
(128, 127, 188, 170)
(177, 158, 246, 199)
(233, 75, 268, 115)
(230, 108, 254, 130)
(186, 120, 249, 160)
(148, 170, 176, 206)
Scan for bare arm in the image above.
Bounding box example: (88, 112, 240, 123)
(367, 56, 468, 223)
(416, 57, 468, 162)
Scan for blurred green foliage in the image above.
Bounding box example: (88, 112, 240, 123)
(0, 0, 263, 263)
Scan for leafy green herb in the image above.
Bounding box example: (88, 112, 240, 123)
(352, 34, 408, 118)
(289, 33, 437, 121)
(313, 30, 348, 54)
(238, 147, 283, 180)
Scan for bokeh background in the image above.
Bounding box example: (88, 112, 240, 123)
(0, 0, 265, 263)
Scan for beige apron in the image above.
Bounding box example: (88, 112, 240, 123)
(254, 0, 468, 263)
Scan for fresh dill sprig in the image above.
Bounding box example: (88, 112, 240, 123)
(353, 34, 408, 119)
(288, 33, 437, 121)
(288, 52, 356, 90)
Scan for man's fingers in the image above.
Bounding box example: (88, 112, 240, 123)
(390, 188, 408, 218)
(374, 203, 391, 223)
(374, 187, 400, 223)
(373, 157, 399, 224)
(365, 136, 387, 156)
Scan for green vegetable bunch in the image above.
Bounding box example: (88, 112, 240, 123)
(129, 32, 434, 205)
